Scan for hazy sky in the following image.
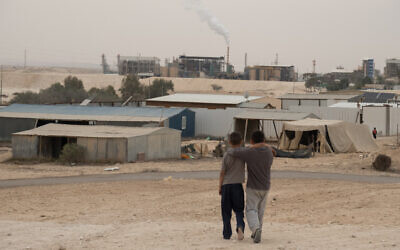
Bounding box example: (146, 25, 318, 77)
(1, 0, 399, 73)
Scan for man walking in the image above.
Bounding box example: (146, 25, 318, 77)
(228, 131, 274, 243)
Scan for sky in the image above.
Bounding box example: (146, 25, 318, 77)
(0, 0, 399, 74)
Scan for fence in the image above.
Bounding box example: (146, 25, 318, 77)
(288, 106, 359, 123)
(191, 108, 284, 140)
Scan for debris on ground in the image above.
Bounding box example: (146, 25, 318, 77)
(163, 176, 173, 181)
(104, 167, 119, 171)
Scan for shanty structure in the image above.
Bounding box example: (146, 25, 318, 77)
(12, 124, 181, 162)
(279, 119, 378, 153)
(146, 93, 262, 109)
(233, 110, 319, 142)
(280, 93, 356, 110)
(0, 104, 195, 141)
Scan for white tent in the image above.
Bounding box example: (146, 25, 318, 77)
(279, 118, 378, 153)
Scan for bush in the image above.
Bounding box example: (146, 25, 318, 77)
(146, 79, 174, 98)
(10, 76, 88, 104)
(59, 143, 85, 164)
(372, 154, 391, 171)
(211, 84, 223, 91)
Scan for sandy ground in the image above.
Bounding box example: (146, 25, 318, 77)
(0, 137, 399, 180)
(0, 67, 305, 102)
(0, 179, 399, 249)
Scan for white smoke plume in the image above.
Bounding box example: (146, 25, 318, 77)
(185, 0, 230, 45)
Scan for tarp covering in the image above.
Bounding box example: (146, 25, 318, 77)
(279, 118, 378, 153)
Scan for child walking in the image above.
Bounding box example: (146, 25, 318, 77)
(218, 132, 246, 240)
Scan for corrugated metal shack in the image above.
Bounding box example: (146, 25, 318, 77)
(12, 124, 181, 162)
(279, 93, 356, 110)
(0, 104, 195, 141)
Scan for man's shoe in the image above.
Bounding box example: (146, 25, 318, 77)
(253, 228, 261, 243)
(237, 227, 244, 241)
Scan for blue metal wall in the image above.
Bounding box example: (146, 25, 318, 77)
(168, 109, 195, 137)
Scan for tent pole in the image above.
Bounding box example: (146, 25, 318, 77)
(272, 120, 279, 140)
(262, 120, 264, 132)
(39, 136, 42, 158)
(244, 119, 248, 144)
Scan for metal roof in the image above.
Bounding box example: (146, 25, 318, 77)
(14, 124, 178, 138)
(238, 102, 272, 109)
(280, 93, 356, 100)
(119, 56, 160, 62)
(234, 110, 319, 121)
(251, 65, 294, 68)
(348, 92, 397, 103)
(179, 55, 224, 60)
(329, 102, 399, 108)
(147, 93, 262, 105)
(0, 104, 187, 122)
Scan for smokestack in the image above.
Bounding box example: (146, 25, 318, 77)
(226, 46, 230, 72)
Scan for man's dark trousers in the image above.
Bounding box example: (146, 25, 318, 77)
(221, 183, 245, 239)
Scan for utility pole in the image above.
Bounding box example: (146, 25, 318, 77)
(24, 49, 27, 68)
(312, 59, 316, 74)
(0, 65, 2, 104)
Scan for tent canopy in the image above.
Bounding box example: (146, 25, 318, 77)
(279, 118, 378, 153)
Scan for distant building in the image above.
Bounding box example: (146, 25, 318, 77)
(325, 67, 353, 80)
(245, 65, 296, 82)
(146, 93, 262, 109)
(362, 58, 374, 79)
(117, 55, 161, 77)
(178, 55, 225, 78)
(161, 59, 179, 77)
(384, 58, 400, 78)
(279, 93, 356, 110)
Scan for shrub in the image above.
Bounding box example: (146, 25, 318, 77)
(211, 84, 223, 91)
(59, 143, 85, 164)
(372, 154, 391, 171)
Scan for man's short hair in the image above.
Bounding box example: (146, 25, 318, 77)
(251, 130, 265, 143)
(229, 132, 242, 145)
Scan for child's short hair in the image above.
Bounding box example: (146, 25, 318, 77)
(251, 131, 265, 143)
(229, 132, 242, 145)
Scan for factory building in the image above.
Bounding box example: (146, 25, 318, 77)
(384, 58, 400, 78)
(178, 55, 225, 78)
(117, 55, 161, 77)
(0, 104, 195, 141)
(245, 65, 296, 82)
(12, 124, 181, 162)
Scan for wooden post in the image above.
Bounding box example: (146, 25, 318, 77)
(262, 120, 264, 132)
(272, 120, 279, 140)
(244, 119, 248, 144)
(38, 136, 42, 158)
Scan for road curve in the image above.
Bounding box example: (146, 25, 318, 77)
(0, 170, 399, 189)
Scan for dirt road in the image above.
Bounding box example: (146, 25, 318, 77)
(1, 179, 399, 249)
(1, 170, 399, 189)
